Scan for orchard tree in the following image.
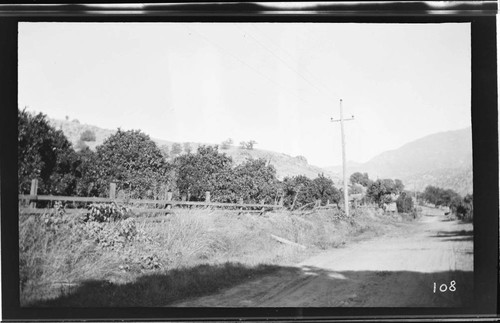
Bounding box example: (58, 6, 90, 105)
(174, 145, 234, 201)
(282, 175, 316, 209)
(92, 129, 168, 198)
(74, 147, 100, 196)
(233, 158, 280, 204)
(312, 174, 341, 205)
(18, 108, 79, 195)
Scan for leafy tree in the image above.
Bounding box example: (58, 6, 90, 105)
(282, 175, 316, 209)
(394, 179, 405, 194)
(18, 108, 79, 195)
(366, 179, 389, 206)
(221, 138, 233, 150)
(423, 185, 440, 205)
(350, 172, 371, 187)
(239, 140, 257, 150)
(381, 179, 397, 194)
(246, 140, 257, 150)
(396, 191, 414, 213)
(171, 143, 182, 156)
(233, 158, 280, 204)
(312, 174, 341, 205)
(80, 129, 96, 142)
(91, 129, 168, 198)
(74, 147, 100, 196)
(174, 145, 234, 202)
(422, 185, 461, 207)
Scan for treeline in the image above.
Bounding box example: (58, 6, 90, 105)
(421, 185, 473, 221)
(22, 109, 472, 218)
(18, 109, 343, 208)
(348, 172, 414, 213)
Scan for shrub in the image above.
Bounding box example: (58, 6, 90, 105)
(451, 194, 473, 221)
(40, 201, 67, 232)
(139, 254, 162, 270)
(77, 217, 139, 249)
(83, 203, 132, 223)
(396, 192, 414, 213)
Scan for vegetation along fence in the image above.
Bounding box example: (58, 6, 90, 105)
(19, 179, 283, 215)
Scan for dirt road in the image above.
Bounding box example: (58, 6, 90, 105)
(173, 210, 473, 307)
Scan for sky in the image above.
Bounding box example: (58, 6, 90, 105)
(18, 22, 471, 167)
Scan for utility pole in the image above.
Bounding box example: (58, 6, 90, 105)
(331, 99, 354, 217)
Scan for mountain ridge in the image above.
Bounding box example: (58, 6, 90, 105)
(325, 127, 473, 195)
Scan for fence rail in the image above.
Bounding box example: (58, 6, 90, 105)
(18, 194, 282, 209)
(19, 179, 284, 210)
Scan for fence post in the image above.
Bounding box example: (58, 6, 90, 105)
(109, 183, 116, 200)
(29, 179, 38, 209)
(205, 191, 211, 203)
(166, 192, 172, 209)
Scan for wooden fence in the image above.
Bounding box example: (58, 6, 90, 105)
(19, 179, 283, 214)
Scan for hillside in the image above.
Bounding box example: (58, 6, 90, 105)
(325, 127, 473, 195)
(48, 118, 339, 182)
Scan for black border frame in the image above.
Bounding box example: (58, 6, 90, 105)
(1, 2, 498, 321)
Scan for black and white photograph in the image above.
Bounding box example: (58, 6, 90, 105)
(17, 21, 475, 309)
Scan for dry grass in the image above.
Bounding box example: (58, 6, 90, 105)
(19, 206, 407, 306)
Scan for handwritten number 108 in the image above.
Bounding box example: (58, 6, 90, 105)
(433, 280, 456, 293)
